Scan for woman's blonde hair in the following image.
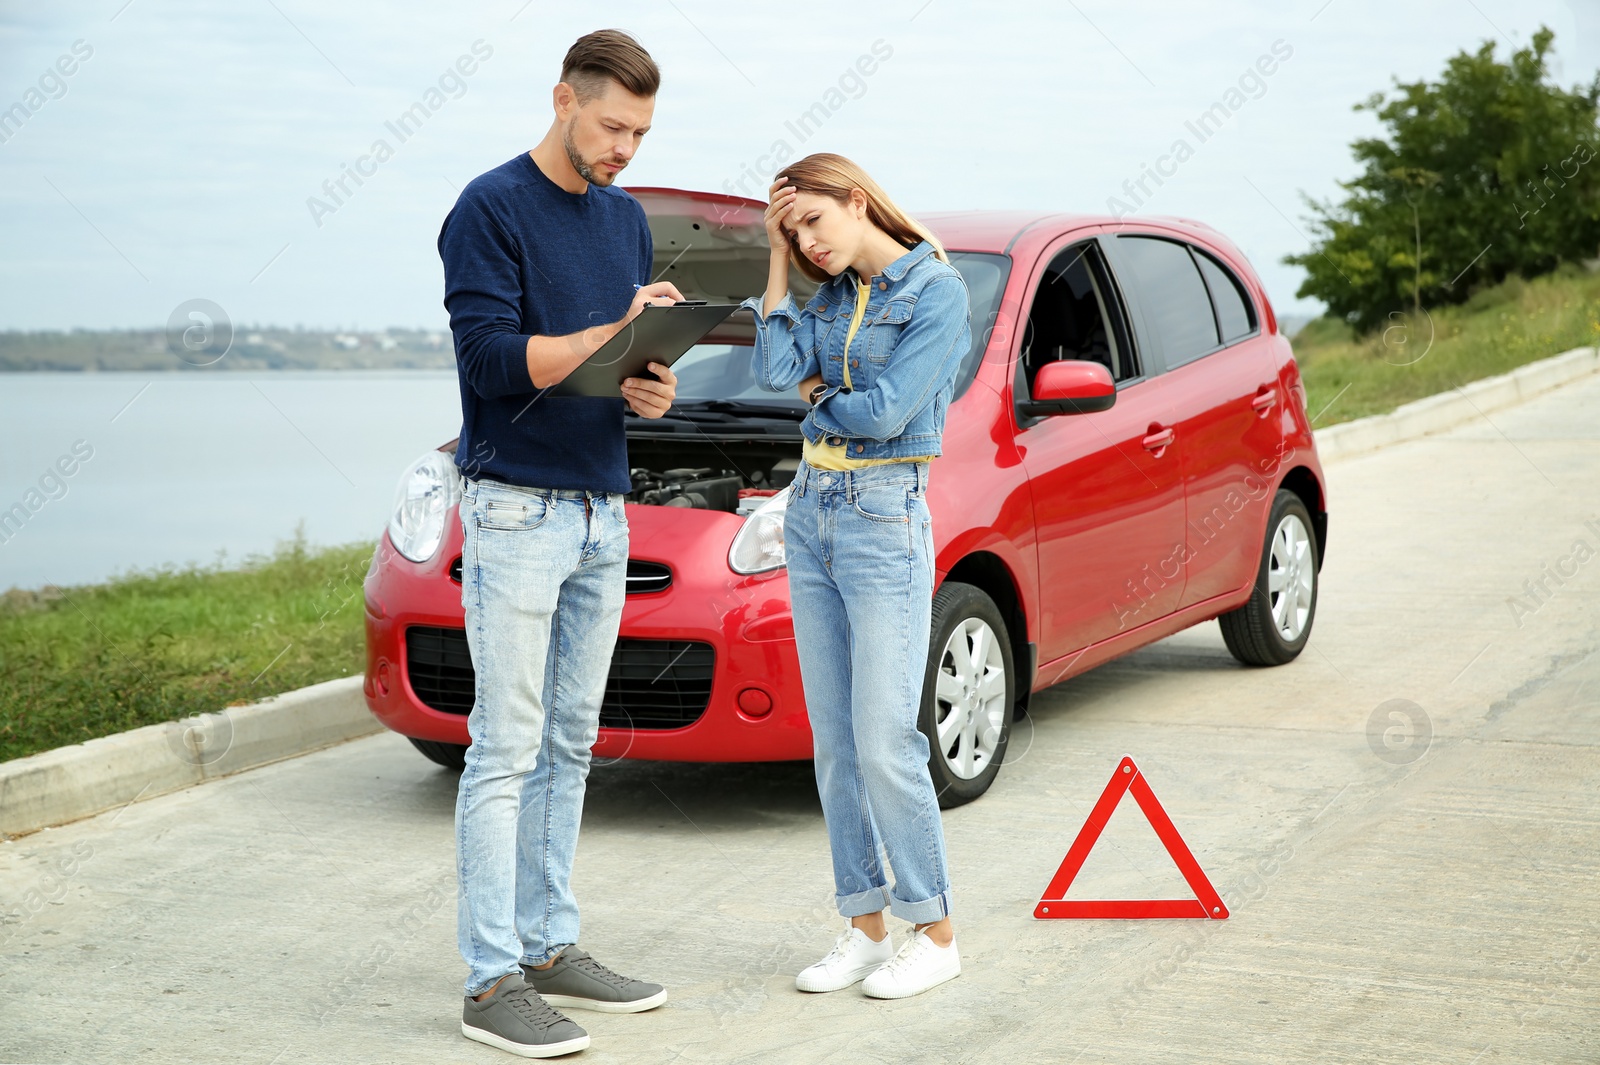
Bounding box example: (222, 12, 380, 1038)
(776, 153, 948, 284)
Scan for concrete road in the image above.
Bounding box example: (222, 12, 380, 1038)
(3, 376, 1598, 1065)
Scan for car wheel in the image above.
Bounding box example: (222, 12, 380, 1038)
(1218, 489, 1319, 666)
(409, 737, 467, 771)
(920, 581, 1015, 809)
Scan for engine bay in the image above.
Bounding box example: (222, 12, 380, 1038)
(629, 467, 746, 510)
(625, 443, 801, 513)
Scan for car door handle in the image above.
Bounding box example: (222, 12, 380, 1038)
(1251, 388, 1278, 415)
(1142, 427, 1175, 454)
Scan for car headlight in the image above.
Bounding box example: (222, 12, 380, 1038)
(387, 449, 462, 562)
(728, 488, 790, 574)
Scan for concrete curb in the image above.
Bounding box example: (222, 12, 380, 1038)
(0, 675, 377, 839)
(1314, 346, 1600, 462)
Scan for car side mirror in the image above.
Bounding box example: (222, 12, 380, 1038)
(1017, 359, 1117, 417)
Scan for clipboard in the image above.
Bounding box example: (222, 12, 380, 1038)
(553, 301, 741, 398)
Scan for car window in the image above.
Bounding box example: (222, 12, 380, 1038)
(1115, 236, 1220, 369)
(670, 343, 792, 404)
(1017, 241, 1137, 400)
(702, 253, 1009, 409)
(947, 252, 1011, 401)
(1194, 250, 1256, 343)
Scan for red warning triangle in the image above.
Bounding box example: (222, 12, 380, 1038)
(1034, 756, 1228, 920)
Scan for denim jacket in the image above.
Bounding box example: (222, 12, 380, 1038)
(739, 240, 972, 460)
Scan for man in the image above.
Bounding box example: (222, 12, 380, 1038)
(437, 28, 684, 1059)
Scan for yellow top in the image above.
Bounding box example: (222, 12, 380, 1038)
(802, 273, 935, 470)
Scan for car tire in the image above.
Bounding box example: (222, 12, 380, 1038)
(1218, 489, 1320, 666)
(920, 581, 1015, 809)
(409, 737, 467, 771)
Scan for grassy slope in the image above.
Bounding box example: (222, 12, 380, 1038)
(0, 536, 372, 763)
(1292, 262, 1600, 426)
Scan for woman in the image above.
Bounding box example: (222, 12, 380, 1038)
(738, 153, 972, 999)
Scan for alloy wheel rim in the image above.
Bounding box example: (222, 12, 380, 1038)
(933, 617, 1007, 780)
(1267, 513, 1314, 642)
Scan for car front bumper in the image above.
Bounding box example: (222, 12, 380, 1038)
(362, 504, 815, 763)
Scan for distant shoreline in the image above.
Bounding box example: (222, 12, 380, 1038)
(0, 327, 456, 373)
(0, 363, 457, 372)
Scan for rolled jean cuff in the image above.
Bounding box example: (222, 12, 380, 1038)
(468, 969, 522, 998)
(836, 884, 892, 919)
(888, 887, 954, 925)
(519, 944, 567, 967)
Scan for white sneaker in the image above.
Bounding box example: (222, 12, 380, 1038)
(860, 929, 960, 999)
(795, 924, 896, 993)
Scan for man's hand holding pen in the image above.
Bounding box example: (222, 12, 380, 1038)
(619, 282, 684, 418)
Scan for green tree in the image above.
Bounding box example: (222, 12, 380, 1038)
(1286, 26, 1600, 333)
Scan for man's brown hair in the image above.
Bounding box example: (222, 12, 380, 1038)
(561, 29, 659, 102)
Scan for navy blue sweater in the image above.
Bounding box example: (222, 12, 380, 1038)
(438, 152, 652, 494)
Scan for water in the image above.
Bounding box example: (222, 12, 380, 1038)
(0, 372, 465, 591)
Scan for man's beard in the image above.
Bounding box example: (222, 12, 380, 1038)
(563, 121, 621, 187)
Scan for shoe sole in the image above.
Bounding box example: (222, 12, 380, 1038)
(462, 1022, 591, 1058)
(795, 964, 888, 993)
(861, 966, 961, 1000)
(535, 987, 668, 1014)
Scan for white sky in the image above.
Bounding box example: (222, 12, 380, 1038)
(0, 0, 1594, 331)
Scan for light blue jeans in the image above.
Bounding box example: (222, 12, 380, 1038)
(455, 476, 628, 997)
(783, 458, 954, 924)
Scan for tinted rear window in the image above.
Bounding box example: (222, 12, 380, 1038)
(1194, 251, 1255, 343)
(1116, 236, 1219, 368)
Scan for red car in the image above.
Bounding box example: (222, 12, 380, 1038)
(363, 189, 1327, 806)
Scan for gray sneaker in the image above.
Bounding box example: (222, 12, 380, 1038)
(522, 946, 668, 1014)
(461, 973, 590, 1058)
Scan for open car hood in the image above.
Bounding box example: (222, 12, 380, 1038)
(627, 187, 819, 344)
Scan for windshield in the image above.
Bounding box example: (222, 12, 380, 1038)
(670, 251, 1011, 407)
